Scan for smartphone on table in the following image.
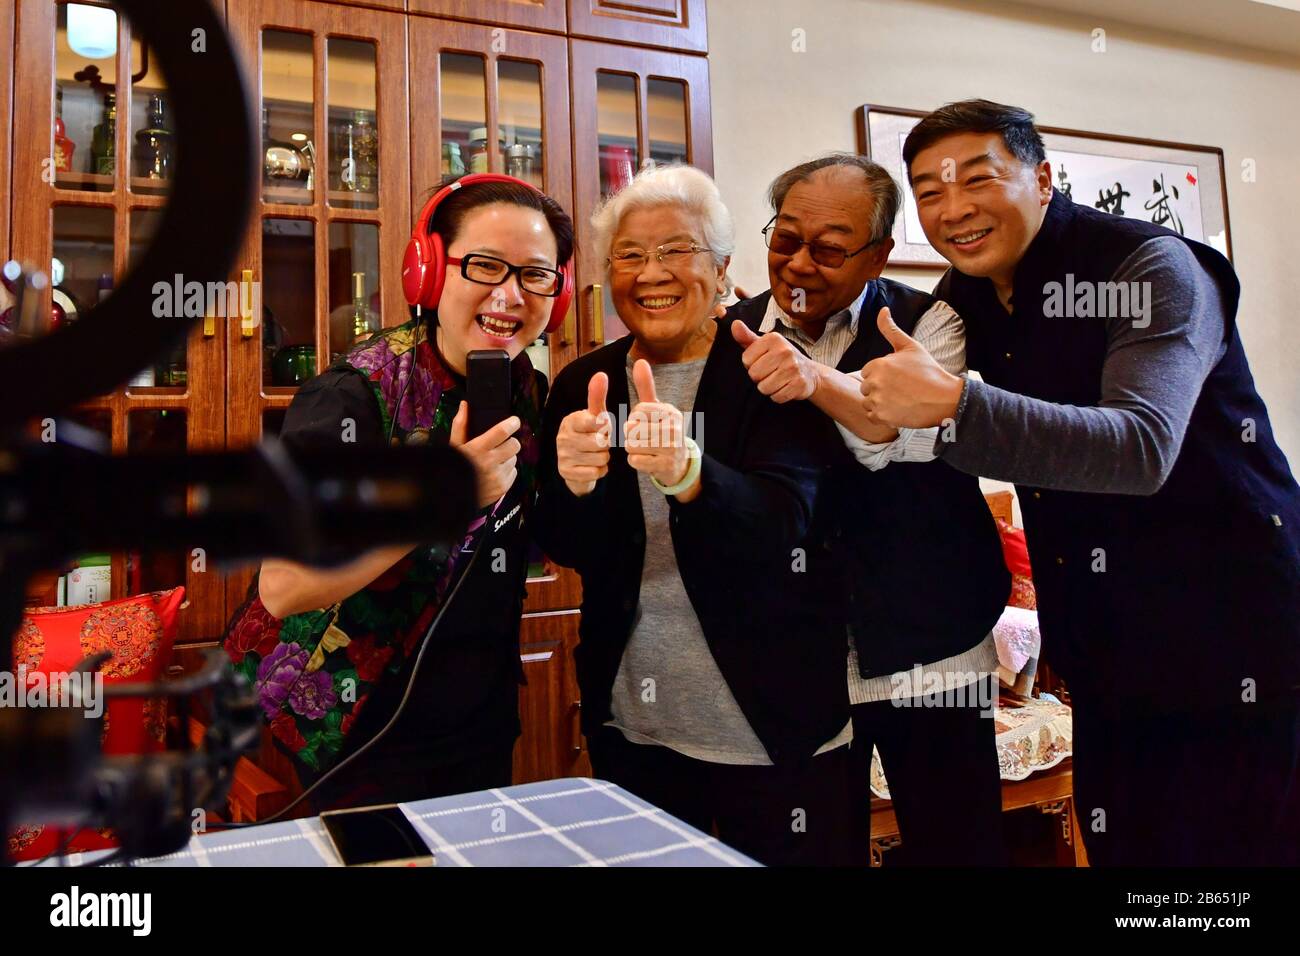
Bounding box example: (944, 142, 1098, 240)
(320, 804, 435, 867)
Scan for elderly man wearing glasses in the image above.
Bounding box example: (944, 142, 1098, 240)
(533, 164, 865, 866)
(728, 154, 1011, 865)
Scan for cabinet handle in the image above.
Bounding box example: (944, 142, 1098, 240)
(589, 284, 604, 346)
(560, 298, 575, 347)
(239, 269, 256, 339)
(203, 309, 217, 338)
(572, 698, 583, 753)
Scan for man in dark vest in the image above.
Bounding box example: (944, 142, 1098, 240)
(859, 99, 1300, 865)
(726, 155, 1010, 864)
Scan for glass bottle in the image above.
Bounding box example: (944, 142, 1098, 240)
(506, 143, 536, 185)
(350, 272, 377, 343)
(442, 142, 465, 177)
(467, 127, 490, 174)
(340, 110, 378, 194)
(54, 86, 76, 173)
(159, 340, 187, 387)
(134, 92, 174, 180)
(50, 257, 81, 328)
(90, 91, 117, 176)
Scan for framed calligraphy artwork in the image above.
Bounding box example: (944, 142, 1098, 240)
(857, 104, 1233, 268)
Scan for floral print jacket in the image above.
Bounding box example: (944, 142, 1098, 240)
(222, 318, 543, 774)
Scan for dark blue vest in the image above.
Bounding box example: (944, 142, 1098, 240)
(735, 283, 1010, 678)
(938, 191, 1300, 712)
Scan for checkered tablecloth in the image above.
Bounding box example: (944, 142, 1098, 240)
(44, 777, 758, 867)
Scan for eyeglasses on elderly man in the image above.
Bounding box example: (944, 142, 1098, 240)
(761, 214, 881, 268)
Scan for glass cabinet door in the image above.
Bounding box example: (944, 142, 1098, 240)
(409, 17, 579, 612)
(409, 18, 575, 380)
(224, 0, 411, 623)
(570, 39, 713, 354)
(227, 0, 410, 434)
(9, 0, 225, 644)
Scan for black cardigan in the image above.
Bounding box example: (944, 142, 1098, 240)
(531, 321, 851, 765)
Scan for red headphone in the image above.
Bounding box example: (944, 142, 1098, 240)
(401, 172, 574, 333)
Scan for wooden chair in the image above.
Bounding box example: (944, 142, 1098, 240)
(869, 759, 1088, 866)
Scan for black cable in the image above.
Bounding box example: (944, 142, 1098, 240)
(207, 314, 428, 828)
(211, 541, 483, 827)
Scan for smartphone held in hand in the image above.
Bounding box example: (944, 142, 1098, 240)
(467, 349, 512, 440)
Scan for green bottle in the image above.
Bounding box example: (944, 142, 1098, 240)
(90, 91, 117, 176)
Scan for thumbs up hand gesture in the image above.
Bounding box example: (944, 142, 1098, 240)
(731, 319, 820, 403)
(859, 307, 964, 428)
(624, 359, 690, 488)
(557, 372, 612, 497)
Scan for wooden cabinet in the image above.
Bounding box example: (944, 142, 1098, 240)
(569, 0, 708, 53)
(221, 0, 412, 624)
(409, 0, 567, 34)
(514, 609, 590, 783)
(9, 0, 229, 648)
(5, 0, 709, 791)
(325, 0, 406, 11)
(570, 39, 712, 352)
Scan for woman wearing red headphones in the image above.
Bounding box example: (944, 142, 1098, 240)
(222, 174, 575, 809)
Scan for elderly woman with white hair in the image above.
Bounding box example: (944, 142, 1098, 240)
(532, 165, 865, 866)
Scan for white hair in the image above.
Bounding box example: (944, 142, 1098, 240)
(589, 163, 735, 299)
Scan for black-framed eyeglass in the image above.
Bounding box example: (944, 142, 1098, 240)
(761, 215, 877, 269)
(447, 253, 563, 297)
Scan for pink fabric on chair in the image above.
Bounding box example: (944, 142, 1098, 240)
(993, 604, 1041, 676)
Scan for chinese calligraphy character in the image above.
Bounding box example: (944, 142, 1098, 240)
(1144, 174, 1183, 234)
(1056, 164, 1073, 199)
(1095, 182, 1130, 215)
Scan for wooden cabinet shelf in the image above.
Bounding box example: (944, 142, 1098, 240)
(53, 170, 175, 196)
(260, 184, 382, 207)
(55, 170, 112, 188)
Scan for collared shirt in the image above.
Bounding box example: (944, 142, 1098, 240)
(760, 285, 998, 705)
(759, 284, 964, 469)
(758, 282, 872, 367)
